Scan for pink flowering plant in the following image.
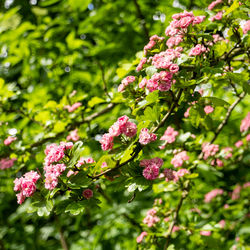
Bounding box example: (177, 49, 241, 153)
(0, 0, 250, 249)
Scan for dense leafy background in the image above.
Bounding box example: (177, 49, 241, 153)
(0, 0, 249, 249)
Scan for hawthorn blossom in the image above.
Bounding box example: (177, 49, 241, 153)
(143, 164, 160, 180)
(246, 134, 250, 141)
(146, 71, 173, 92)
(136, 57, 147, 72)
(139, 128, 157, 145)
(143, 208, 160, 227)
(243, 20, 250, 34)
(139, 78, 148, 89)
(231, 185, 241, 200)
(218, 220, 226, 228)
(44, 143, 65, 165)
(204, 105, 214, 114)
(202, 142, 219, 160)
(208, 0, 223, 10)
(184, 107, 191, 118)
(76, 157, 95, 167)
(118, 76, 136, 92)
(210, 11, 223, 22)
(235, 140, 243, 148)
(222, 147, 233, 159)
(0, 158, 17, 170)
(64, 102, 82, 112)
(204, 188, 224, 203)
(163, 168, 176, 182)
(4, 136, 17, 145)
(66, 129, 80, 142)
(100, 133, 114, 151)
(189, 44, 207, 56)
(200, 231, 211, 236)
(136, 232, 147, 243)
(171, 151, 189, 168)
(14, 171, 40, 204)
(122, 121, 137, 138)
(240, 112, 250, 132)
(160, 126, 178, 147)
(82, 189, 93, 199)
(144, 35, 165, 55)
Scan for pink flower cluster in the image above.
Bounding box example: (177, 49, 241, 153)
(211, 158, 224, 167)
(136, 232, 147, 243)
(202, 142, 219, 160)
(100, 115, 137, 151)
(139, 128, 157, 145)
(144, 35, 165, 55)
(235, 140, 243, 148)
(204, 105, 214, 114)
(64, 102, 82, 112)
(222, 147, 233, 159)
(0, 157, 17, 170)
(136, 57, 147, 72)
(76, 157, 95, 167)
(4, 136, 17, 145)
(165, 11, 205, 37)
(243, 20, 250, 34)
(66, 129, 80, 142)
(118, 76, 136, 92)
(200, 231, 212, 236)
(204, 188, 224, 203)
(160, 126, 178, 149)
(140, 157, 163, 180)
(44, 142, 72, 190)
(171, 151, 189, 168)
(208, 0, 223, 10)
(231, 184, 241, 200)
(240, 112, 250, 132)
(189, 44, 207, 57)
(143, 208, 160, 227)
(163, 168, 189, 182)
(210, 11, 223, 22)
(14, 171, 40, 204)
(151, 48, 181, 71)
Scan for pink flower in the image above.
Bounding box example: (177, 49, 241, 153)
(0, 158, 17, 170)
(235, 140, 243, 148)
(67, 170, 78, 177)
(208, 0, 223, 10)
(136, 232, 147, 243)
(184, 107, 191, 118)
(64, 102, 82, 112)
(136, 57, 147, 72)
(246, 134, 250, 141)
(240, 112, 250, 132)
(117, 115, 129, 129)
(200, 231, 211, 236)
(192, 16, 206, 25)
(216, 159, 224, 167)
(202, 142, 219, 160)
(243, 182, 250, 188)
(179, 16, 193, 28)
(4, 136, 17, 145)
(14, 171, 40, 204)
(160, 126, 178, 147)
(169, 64, 179, 73)
(222, 147, 233, 159)
(144, 35, 164, 55)
(147, 71, 173, 92)
(109, 122, 122, 137)
(204, 188, 223, 203)
(204, 105, 214, 114)
(143, 164, 160, 180)
(189, 44, 207, 56)
(140, 158, 163, 168)
(139, 78, 148, 89)
(76, 157, 95, 167)
(171, 151, 189, 168)
(232, 185, 241, 200)
(122, 121, 137, 138)
(44, 143, 65, 165)
(243, 20, 250, 34)
(100, 133, 114, 151)
(218, 220, 226, 228)
(82, 189, 93, 199)
(118, 76, 136, 92)
(139, 128, 157, 145)
(163, 168, 176, 182)
(172, 226, 180, 233)
(210, 11, 223, 22)
(143, 209, 160, 227)
(66, 129, 80, 142)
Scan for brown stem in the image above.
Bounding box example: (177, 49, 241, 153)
(211, 92, 246, 143)
(55, 216, 68, 250)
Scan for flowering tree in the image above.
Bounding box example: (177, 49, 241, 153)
(0, 0, 250, 249)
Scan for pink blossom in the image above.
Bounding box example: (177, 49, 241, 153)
(189, 44, 207, 56)
(218, 220, 226, 228)
(14, 171, 40, 204)
(210, 11, 223, 22)
(66, 129, 80, 142)
(122, 121, 137, 138)
(204, 105, 214, 114)
(243, 20, 250, 34)
(144, 35, 165, 55)
(143, 209, 160, 227)
(174, 168, 190, 181)
(82, 189, 93, 199)
(109, 122, 122, 137)
(147, 71, 173, 92)
(64, 102, 82, 112)
(184, 107, 191, 118)
(44, 143, 65, 165)
(200, 231, 211, 236)
(76, 157, 95, 167)
(240, 112, 250, 132)
(4, 136, 17, 145)
(222, 147, 233, 159)
(166, 36, 183, 48)
(139, 128, 157, 145)
(246, 134, 250, 141)
(202, 142, 219, 160)
(163, 168, 176, 182)
(100, 133, 114, 151)
(0, 158, 17, 170)
(143, 164, 160, 180)
(204, 188, 224, 203)
(235, 140, 243, 148)
(192, 16, 206, 25)
(117, 115, 129, 129)
(60, 141, 73, 150)
(67, 170, 78, 177)
(171, 151, 189, 168)
(243, 182, 250, 188)
(136, 57, 147, 72)
(172, 226, 180, 233)
(216, 159, 224, 167)
(160, 126, 178, 147)
(208, 0, 223, 10)
(139, 78, 148, 89)
(232, 185, 241, 200)
(136, 232, 148, 243)
(169, 64, 179, 73)
(224, 204, 229, 209)
(140, 158, 163, 168)
(101, 162, 108, 168)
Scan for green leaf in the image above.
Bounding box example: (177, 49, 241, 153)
(68, 141, 84, 168)
(88, 97, 106, 108)
(186, 173, 199, 179)
(224, 0, 239, 16)
(202, 97, 229, 107)
(65, 201, 86, 215)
